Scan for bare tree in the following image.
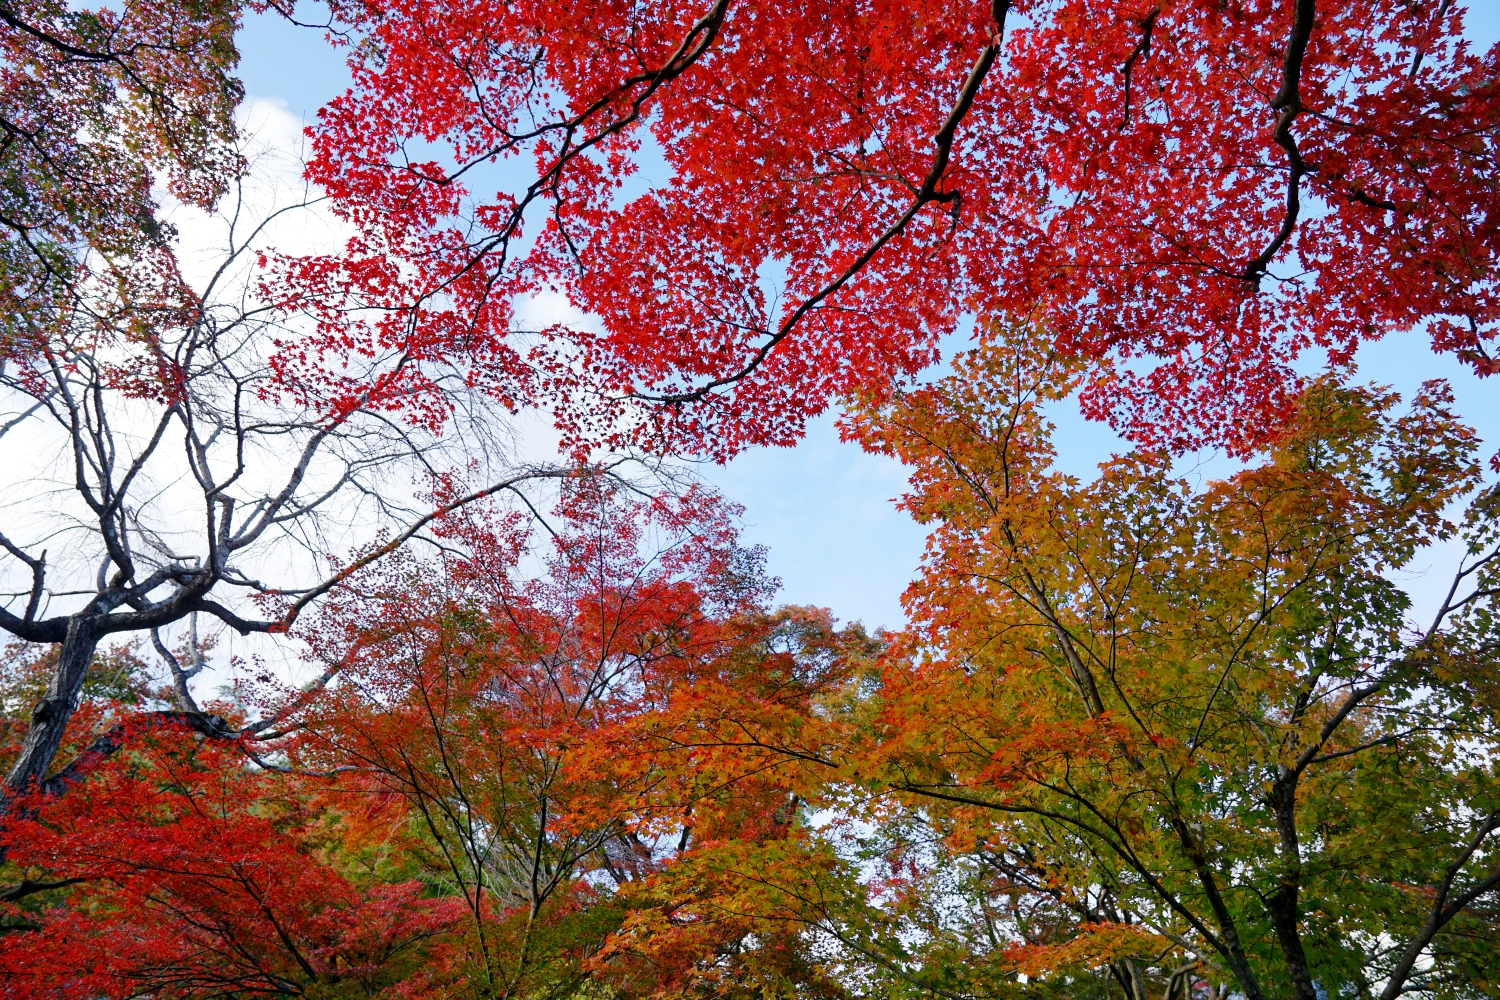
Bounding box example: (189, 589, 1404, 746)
(0, 150, 588, 812)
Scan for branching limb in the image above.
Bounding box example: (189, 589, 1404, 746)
(0, 877, 89, 903)
(0, 531, 46, 624)
(278, 464, 601, 629)
(151, 625, 202, 714)
(1379, 812, 1500, 1000)
(639, 0, 1014, 405)
(1244, 0, 1315, 287)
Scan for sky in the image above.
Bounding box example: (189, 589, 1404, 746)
(231, 4, 1500, 637)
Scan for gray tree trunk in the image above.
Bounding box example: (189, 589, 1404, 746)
(4, 614, 99, 798)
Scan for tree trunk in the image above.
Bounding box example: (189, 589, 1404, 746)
(1267, 769, 1319, 1000)
(3, 614, 99, 803)
(1168, 815, 1269, 1000)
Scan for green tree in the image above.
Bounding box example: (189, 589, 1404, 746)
(837, 325, 1500, 1000)
(0, 0, 245, 346)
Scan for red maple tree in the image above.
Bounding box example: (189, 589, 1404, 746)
(278, 0, 1500, 457)
(284, 474, 873, 996)
(0, 475, 875, 997)
(0, 715, 459, 998)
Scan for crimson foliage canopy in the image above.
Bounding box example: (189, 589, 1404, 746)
(286, 0, 1500, 457)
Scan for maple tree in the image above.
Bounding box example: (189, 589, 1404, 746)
(0, 0, 245, 346)
(834, 326, 1500, 1000)
(282, 0, 1500, 457)
(284, 474, 879, 998)
(0, 643, 458, 998)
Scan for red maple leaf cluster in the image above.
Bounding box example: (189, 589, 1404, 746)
(265, 0, 1499, 457)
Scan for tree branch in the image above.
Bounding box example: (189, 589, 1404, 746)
(0, 877, 89, 903)
(1119, 8, 1160, 131)
(277, 464, 594, 629)
(638, 0, 1013, 405)
(0, 531, 46, 624)
(1379, 812, 1500, 1000)
(1244, 0, 1314, 287)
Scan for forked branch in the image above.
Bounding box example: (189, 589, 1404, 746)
(638, 0, 1014, 405)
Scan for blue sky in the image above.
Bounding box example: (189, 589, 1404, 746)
(235, 5, 1500, 635)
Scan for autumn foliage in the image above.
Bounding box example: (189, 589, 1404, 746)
(3, 2, 1500, 999)
(275, 0, 1500, 455)
(0, 732, 454, 997)
(0, 0, 243, 353)
(284, 479, 873, 997)
(0, 479, 880, 997)
(6, 357, 1498, 996)
(840, 326, 1500, 1000)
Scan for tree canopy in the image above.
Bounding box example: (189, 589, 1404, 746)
(282, 0, 1500, 456)
(1, 3, 1498, 999)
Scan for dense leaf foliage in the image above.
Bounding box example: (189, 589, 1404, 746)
(0, 730, 455, 998)
(3, 3, 1500, 998)
(835, 328, 1500, 1000)
(0, 479, 882, 998)
(8, 343, 1496, 999)
(0, 0, 245, 350)
(284, 478, 876, 998)
(278, 0, 1500, 455)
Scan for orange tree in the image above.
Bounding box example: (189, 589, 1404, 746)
(279, 475, 881, 999)
(831, 328, 1500, 1000)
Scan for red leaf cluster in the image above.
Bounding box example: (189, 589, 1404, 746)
(0, 731, 458, 998)
(271, 0, 1499, 456)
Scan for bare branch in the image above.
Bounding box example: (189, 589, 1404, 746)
(0, 877, 90, 903)
(0, 532, 46, 624)
(278, 464, 603, 629)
